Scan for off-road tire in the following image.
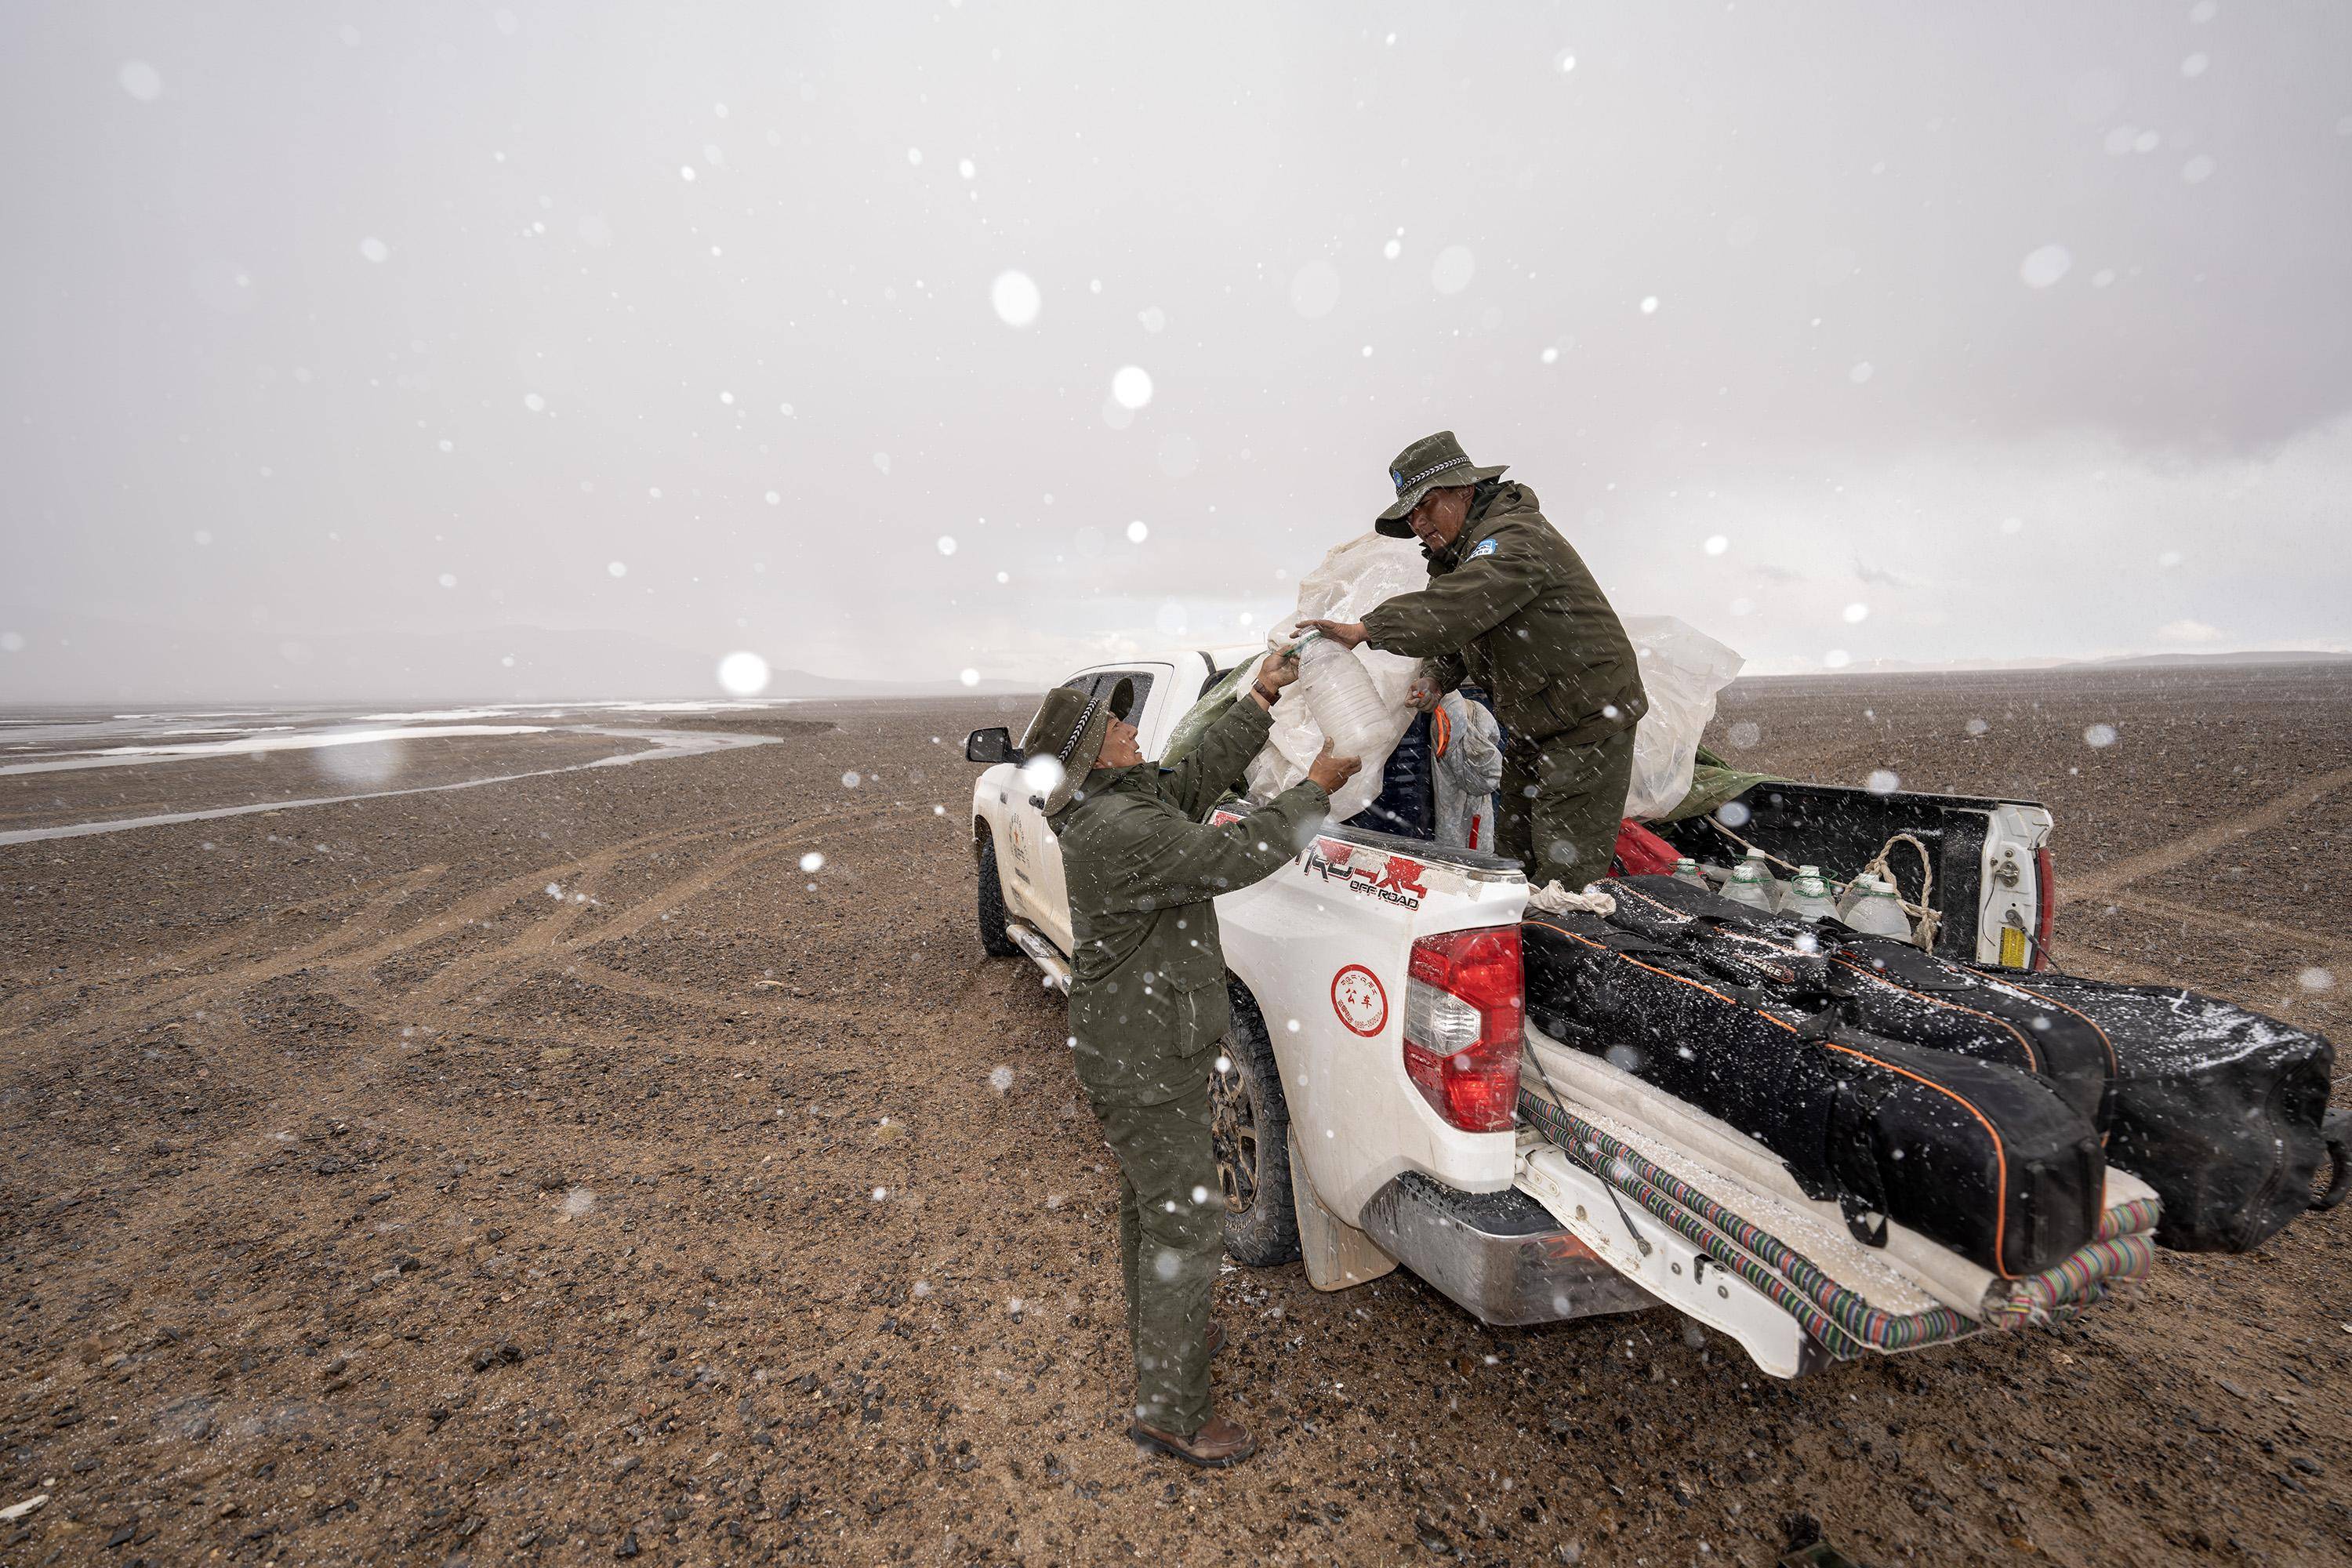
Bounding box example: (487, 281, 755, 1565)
(975, 830, 1020, 958)
(1213, 984, 1301, 1267)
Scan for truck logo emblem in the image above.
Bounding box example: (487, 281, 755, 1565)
(1302, 842, 1428, 910)
(1331, 964, 1388, 1036)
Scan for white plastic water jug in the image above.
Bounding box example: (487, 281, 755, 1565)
(1840, 875, 1915, 939)
(1671, 858, 1708, 887)
(1780, 864, 1840, 922)
(1720, 852, 1777, 911)
(1294, 633, 1389, 763)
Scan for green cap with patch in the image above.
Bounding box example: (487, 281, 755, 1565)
(1015, 677, 1135, 815)
(1374, 430, 1508, 535)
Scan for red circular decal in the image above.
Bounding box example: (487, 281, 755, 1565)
(1330, 964, 1388, 1037)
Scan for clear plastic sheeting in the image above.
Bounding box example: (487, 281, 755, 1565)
(1248, 533, 1428, 821)
(1621, 616, 1744, 819)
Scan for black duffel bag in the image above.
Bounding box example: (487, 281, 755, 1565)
(1606, 878, 2120, 1128)
(1987, 974, 2349, 1251)
(1523, 909, 2106, 1279)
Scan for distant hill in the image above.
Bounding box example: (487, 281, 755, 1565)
(0, 608, 1030, 706)
(2063, 649, 2352, 670)
(1742, 648, 2350, 680)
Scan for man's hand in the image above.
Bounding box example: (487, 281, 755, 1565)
(1305, 740, 1362, 794)
(1405, 676, 1442, 713)
(1248, 648, 1301, 710)
(1297, 619, 1369, 649)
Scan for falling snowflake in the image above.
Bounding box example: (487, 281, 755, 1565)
(1110, 365, 1153, 410)
(1429, 245, 1475, 296)
(799, 851, 824, 873)
(717, 651, 769, 695)
(1290, 260, 1341, 319)
(990, 270, 1041, 328)
(2019, 245, 2072, 289)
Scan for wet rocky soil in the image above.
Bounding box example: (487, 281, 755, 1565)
(2, 666, 2347, 1566)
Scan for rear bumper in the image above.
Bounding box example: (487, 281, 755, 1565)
(1358, 1171, 1656, 1327)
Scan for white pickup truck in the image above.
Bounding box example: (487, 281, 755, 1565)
(964, 647, 2063, 1377)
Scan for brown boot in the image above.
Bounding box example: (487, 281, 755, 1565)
(1130, 1414, 1255, 1468)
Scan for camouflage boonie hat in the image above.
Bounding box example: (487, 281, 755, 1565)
(1374, 430, 1508, 535)
(1017, 677, 1135, 814)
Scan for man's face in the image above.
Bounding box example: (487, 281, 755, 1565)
(1094, 717, 1143, 770)
(1408, 485, 1475, 550)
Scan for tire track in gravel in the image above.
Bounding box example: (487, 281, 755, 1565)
(2067, 765, 2352, 899)
(0, 864, 449, 1035)
(394, 804, 919, 1023)
(12, 808, 805, 1036)
(2107, 889, 2352, 960)
(4, 808, 924, 1332)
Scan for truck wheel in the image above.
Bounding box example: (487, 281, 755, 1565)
(975, 831, 1020, 958)
(1212, 986, 1301, 1267)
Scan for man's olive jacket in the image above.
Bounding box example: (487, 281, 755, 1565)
(1360, 482, 1647, 746)
(1047, 695, 1330, 1105)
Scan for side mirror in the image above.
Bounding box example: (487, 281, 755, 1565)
(965, 727, 1020, 764)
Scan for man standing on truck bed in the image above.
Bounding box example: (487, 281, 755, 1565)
(1022, 655, 1359, 1468)
(1301, 430, 1646, 889)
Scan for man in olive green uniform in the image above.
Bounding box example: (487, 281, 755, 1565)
(1303, 430, 1646, 888)
(1021, 657, 1356, 1466)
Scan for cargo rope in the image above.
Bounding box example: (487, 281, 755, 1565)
(1515, 1089, 2155, 1357)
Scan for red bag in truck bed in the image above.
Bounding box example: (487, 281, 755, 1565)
(1610, 819, 1682, 876)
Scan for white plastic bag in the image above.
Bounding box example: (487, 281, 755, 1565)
(1247, 532, 1427, 821)
(1245, 534, 1743, 826)
(1621, 616, 1744, 819)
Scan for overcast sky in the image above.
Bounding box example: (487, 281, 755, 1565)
(3, 1, 2349, 700)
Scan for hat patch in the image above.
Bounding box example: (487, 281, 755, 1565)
(1390, 469, 1403, 487)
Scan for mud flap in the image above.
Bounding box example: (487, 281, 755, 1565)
(1287, 1129, 1398, 1291)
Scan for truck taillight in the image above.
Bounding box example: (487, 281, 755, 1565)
(1402, 926, 1524, 1133)
(2031, 845, 2057, 971)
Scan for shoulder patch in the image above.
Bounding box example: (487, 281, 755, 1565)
(1465, 537, 1500, 559)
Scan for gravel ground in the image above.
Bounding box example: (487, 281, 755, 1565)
(2, 666, 2347, 1567)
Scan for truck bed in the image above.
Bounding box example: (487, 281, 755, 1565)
(1647, 779, 2049, 963)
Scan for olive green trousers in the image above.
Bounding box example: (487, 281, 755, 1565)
(1496, 724, 1637, 889)
(1084, 1073, 1223, 1436)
